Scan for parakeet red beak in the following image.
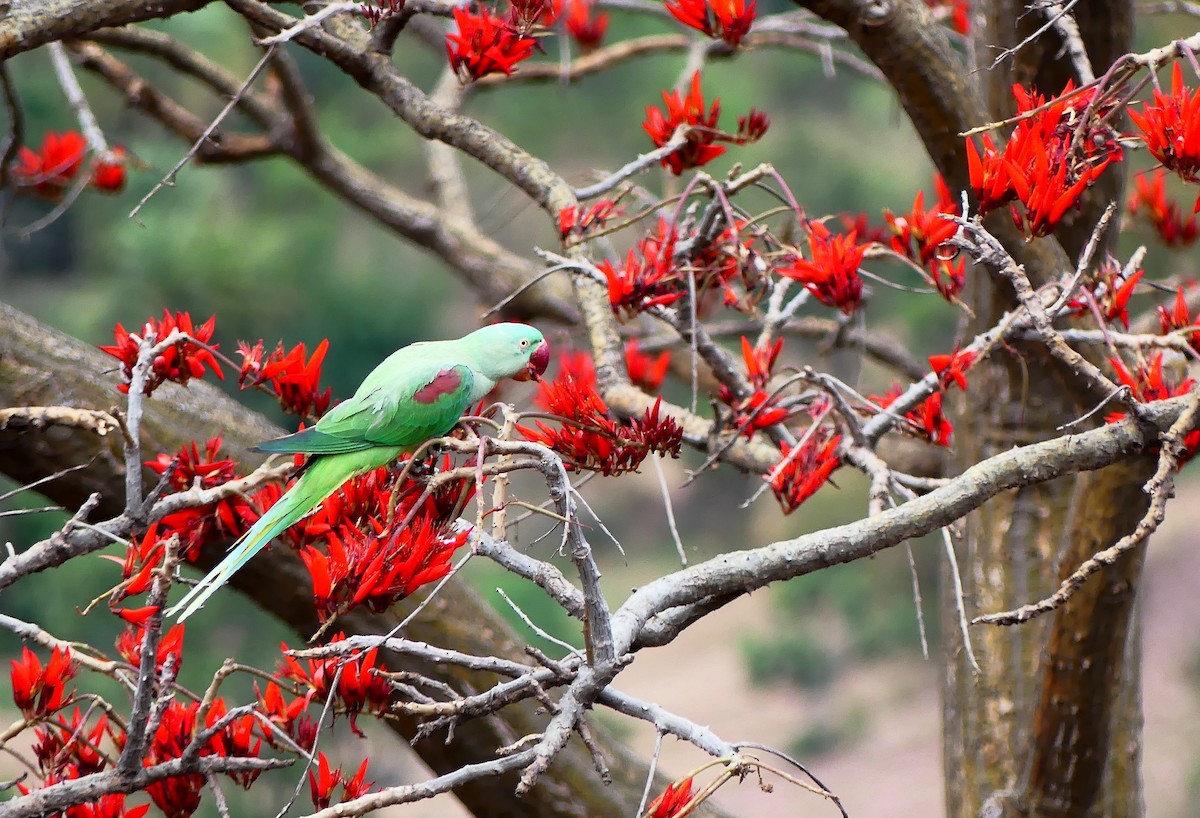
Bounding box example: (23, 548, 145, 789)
(516, 339, 550, 382)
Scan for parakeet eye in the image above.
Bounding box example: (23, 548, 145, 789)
(519, 339, 530, 349)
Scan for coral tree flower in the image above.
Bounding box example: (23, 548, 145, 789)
(1129, 63, 1200, 183)
(601, 219, 684, 317)
(767, 428, 842, 513)
(1127, 169, 1198, 247)
(665, 0, 756, 47)
(643, 72, 726, 174)
(10, 646, 76, 719)
(777, 221, 868, 314)
(446, 5, 538, 82)
(967, 82, 1122, 237)
(646, 776, 695, 817)
(99, 310, 223, 395)
(12, 131, 126, 199)
(237, 338, 334, 420)
(562, 0, 608, 50)
(519, 351, 682, 474)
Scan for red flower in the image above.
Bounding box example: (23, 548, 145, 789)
(735, 108, 770, 144)
(562, 0, 607, 50)
(10, 646, 76, 719)
(558, 199, 620, 241)
(99, 310, 223, 396)
(968, 82, 1121, 237)
(646, 776, 695, 817)
(643, 72, 726, 175)
(777, 222, 867, 314)
(278, 637, 393, 736)
(308, 753, 373, 810)
(521, 351, 682, 473)
(12, 131, 129, 200)
(929, 348, 975, 392)
(716, 337, 790, 436)
(238, 338, 333, 420)
(872, 387, 954, 446)
(144, 438, 249, 560)
(14, 131, 84, 193)
(1067, 264, 1144, 330)
(446, 6, 538, 82)
(767, 429, 842, 514)
(1157, 285, 1200, 354)
(601, 219, 684, 318)
(1129, 63, 1200, 183)
(924, 0, 969, 33)
(116, 622, 185, 674)
(884, 176, 966, 300)
(32, 707, 116, 777)
(1107, 352, 1199, 464)
(1127, 169, 1198, 247)
(205, 699, 263, 789)
(256, 681, 317, 750)
(624, 339, 671, 393)
(301, 513, 469, 624)
(666, 0, 756, 47)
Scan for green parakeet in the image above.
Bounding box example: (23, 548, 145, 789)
(168, 323, 549, 621)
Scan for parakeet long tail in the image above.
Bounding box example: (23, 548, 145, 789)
(167, 449, 397, 621)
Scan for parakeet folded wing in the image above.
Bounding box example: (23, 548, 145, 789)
(252, 361, 476, 455)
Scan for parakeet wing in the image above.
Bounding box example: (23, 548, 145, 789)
(253, 359, 475, 454)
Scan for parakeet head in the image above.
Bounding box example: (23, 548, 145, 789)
(468, 323, 549, 382)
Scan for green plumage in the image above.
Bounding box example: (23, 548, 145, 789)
(167, 324, 548, 621)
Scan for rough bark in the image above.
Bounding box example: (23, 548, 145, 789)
(0, 300, 728, 818)
(942, 2, 1144, 816)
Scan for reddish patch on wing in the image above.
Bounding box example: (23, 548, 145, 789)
(414, 368, 463, 404)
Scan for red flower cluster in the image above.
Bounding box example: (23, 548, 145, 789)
(1157, 285, 1200, 354)
(1127, 170, 1198, 247)
(446, 5, 538, 82)
(646, 776, 695, 817)
(717, 336, 792, 437)
(561, 0, 608, 50)
(520, 351, 683, 474)
(145, 438, 245, 561)
(116, 622, 185, 675)
(100, 310, 223, 396)
(624, 339, 671, 393)
(929, 348, 975, 391)
(10, 646, 76, 720)
(32, 708, 117, 777)
(237, 338, 333, 420)
(308, 753, 373, 810)
(1107, 353, 1199, 464)
(665, 0, 756, 47)
(872, 387, 954, 447)
(884, 175, 965, 300)
(13, 131, 126, 200)
(558, 199, 620, 242)
(257, 681, 317, 750)
(778, 221, 868, 314)
(1129, 63, 1200, 183)
(643, 72, 768, 175)
(967, 82, 1121, 238)
(278, 637, 393, 735)
(601, 218, 684, 318)
(302, 513, 469, 624)
(143, 698, 262, 817)
(1067, 263, 1143, 330)
(767, 428, 842, 514)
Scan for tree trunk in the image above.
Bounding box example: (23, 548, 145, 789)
(941, 3, 1144, 816)
(0, 300, 728, 818)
